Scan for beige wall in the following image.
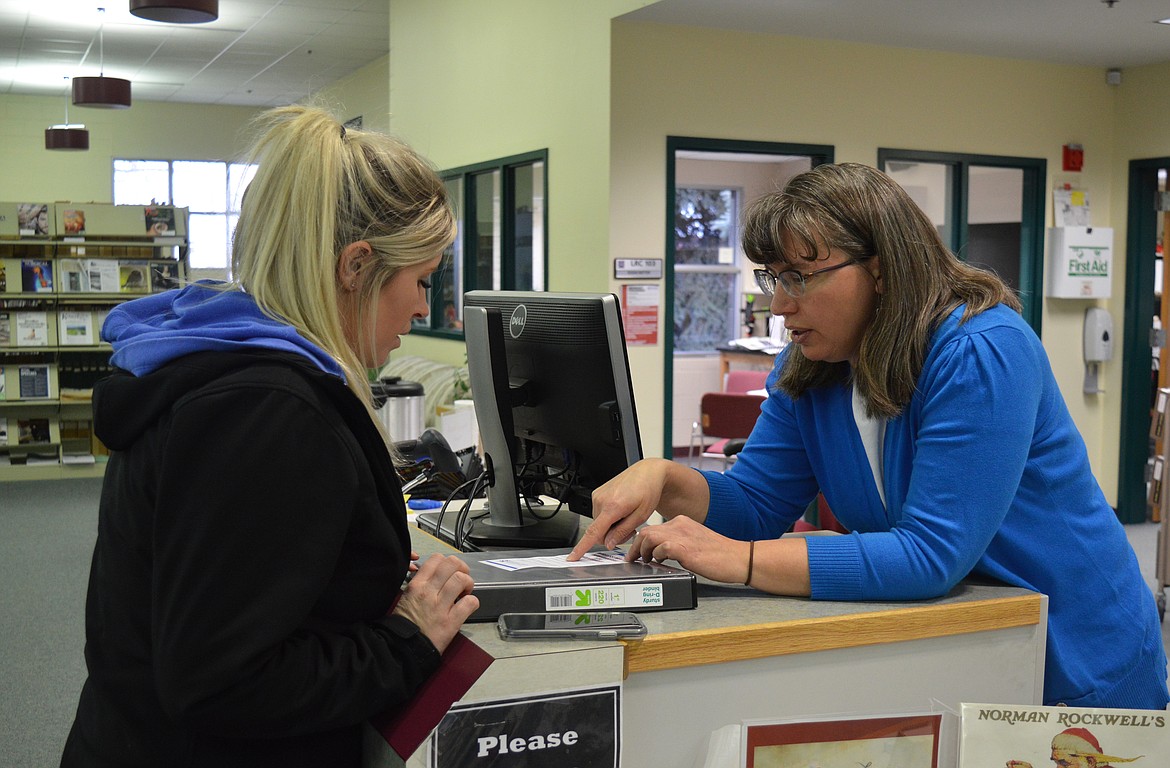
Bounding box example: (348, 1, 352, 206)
(388, 8, 1162, 503)
(311, 54, 391, 136)
(608, 21, 1147, 501)
(0, 94, 261, 202)
(9, 5, 1167, 506)
(386, 0, 648, 368)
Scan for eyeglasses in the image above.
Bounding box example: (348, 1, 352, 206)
(753, 256, 872, 298)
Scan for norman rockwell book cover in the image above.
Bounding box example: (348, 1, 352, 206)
(959, 702, 1167, 766)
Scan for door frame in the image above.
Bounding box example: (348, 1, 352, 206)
(663, 137, 833, 455)
(1118, 157, 1170, 522)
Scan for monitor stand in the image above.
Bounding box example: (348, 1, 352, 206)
(416, 499, 580, 552)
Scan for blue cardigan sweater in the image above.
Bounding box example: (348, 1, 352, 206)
(704, 304, 1169, 708)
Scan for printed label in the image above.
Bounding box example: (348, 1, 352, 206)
(544, 582, 664, 611)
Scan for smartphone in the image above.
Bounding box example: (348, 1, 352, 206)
(497, 611, 648, 640)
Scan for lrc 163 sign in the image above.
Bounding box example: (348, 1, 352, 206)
(428, 685, 620, 768)
(613, 258, 662, 280)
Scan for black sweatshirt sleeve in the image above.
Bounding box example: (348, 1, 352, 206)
(148, 377, 439, 737)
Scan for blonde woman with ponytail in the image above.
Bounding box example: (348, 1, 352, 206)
(63, 105, 478, 768)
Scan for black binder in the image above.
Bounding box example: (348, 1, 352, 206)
(457, 547, 698, 622)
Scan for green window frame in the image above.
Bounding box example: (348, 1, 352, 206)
(413, 150, 549, 338)
(877, 149, 1046, 332)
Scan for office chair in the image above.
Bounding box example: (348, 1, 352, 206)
(723, 369, 768, 394)
(688, 391, 766, 470)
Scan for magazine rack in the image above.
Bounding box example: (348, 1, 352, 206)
(1150, 387, 1170, 620)
(0, 202, 189, 481)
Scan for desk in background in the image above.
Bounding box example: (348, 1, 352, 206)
(716, 344, 777, 379)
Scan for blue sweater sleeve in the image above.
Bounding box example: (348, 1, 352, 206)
(805, 320, 1046, 600)
(704, 312, 1050, 601)
(703, 358, 820, 540)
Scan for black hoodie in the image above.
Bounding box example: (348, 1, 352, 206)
(61, 349, 440, 768)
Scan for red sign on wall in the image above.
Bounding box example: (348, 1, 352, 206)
(621, 284, 658, 346)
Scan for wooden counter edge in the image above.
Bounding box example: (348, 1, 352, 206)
(621, 593, 1043, 676)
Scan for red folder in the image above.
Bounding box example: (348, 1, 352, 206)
(369, 631, 494, 759)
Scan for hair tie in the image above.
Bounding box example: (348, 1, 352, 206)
(340, 124, 347, 140)
(745, 540, 756, 586)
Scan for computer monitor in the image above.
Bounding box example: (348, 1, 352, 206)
(416, 290, 642, 550)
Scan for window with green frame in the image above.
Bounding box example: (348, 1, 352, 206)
(877, 149, 1046, 332)
(415, 150, 548, 337)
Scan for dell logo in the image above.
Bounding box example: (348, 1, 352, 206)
(509, 305, 527, 338)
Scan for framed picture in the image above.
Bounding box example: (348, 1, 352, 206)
(959, 702, 1167, 766)
(743, 712, 942, 768)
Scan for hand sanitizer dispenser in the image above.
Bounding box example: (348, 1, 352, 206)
(1083, 307, 1113, 394)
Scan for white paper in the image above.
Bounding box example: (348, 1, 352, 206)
(482, 550, 629, 572)
(1054, 187, 1090, 226)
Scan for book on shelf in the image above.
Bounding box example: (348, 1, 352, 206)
(62, 209, 85, 236)
(0, 417, 8, 445)
(144, 206, 176, 236)
(20, 259, 53, 293)
(16, 203, 49, 237)
(119, 262, 149, 293)
(0, 261, 6, 292)
(87, 260, 120, 293)
(17, 364, 52, 399)
(16, 417, 51, 445)
(57, 259, 85, 293)
(14, 311, 49, 347)
(0, 368, 6, 400)
(0, 313, 9, 346)
(150, 260, 182, 292)
(58, 310, 95, 346)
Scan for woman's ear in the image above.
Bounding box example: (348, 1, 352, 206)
(337, 241, 372, 291)
(870, 255, 884, 294)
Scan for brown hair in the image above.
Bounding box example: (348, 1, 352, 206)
(741, 163, 1020, 418)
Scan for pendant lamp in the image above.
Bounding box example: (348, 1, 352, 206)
(129, 0, 218, 24)
(73, 9, 131, 108)
(45, 126, 91, 151)
(46, 80, 89, 151)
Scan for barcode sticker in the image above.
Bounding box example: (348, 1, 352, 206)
(544, 582, 664, 611)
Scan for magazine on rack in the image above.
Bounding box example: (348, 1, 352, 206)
(958, 702, 1167, 766)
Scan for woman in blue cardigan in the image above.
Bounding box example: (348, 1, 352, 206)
(570, 162, 1168, 709)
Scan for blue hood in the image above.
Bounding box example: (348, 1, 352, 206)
(102, 281, 345, 380)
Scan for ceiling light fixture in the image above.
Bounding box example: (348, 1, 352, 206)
(72, 8, 131, 108)
(46, 79, 90, 151)
(129, 0, 218, 24)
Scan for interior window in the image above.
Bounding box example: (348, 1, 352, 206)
(417, 151, 548, 337)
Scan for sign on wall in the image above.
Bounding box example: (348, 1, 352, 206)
(428, 685, 621, 768)
(1045, 226, 1112, 298)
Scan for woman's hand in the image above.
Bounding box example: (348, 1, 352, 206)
(626, 516, 753, 584)
(392, 554, 479, 654)
(568, 458, 709, 561)
(567, 459, 673, 560)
